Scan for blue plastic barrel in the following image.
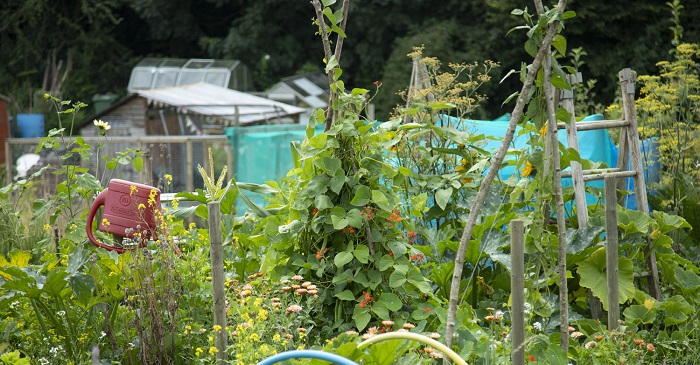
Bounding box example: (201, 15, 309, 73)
(16, 114, 45, 138)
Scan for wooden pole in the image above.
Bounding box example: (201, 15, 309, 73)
(543, 40, 569, 352)
(142, 150, 153, 186)
(186, 140, 194, 192)
(5, 140, 12, 182)
(510, 220, 525, 365)
(208, 202, 228, 363)
(605, 176, 620, 330)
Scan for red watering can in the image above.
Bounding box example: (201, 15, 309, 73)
(87, 179, 177, 254)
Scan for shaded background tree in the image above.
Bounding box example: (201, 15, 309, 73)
(1, 0, 699, 125)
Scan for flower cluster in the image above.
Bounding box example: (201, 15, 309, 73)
(358, 291, 375, 309)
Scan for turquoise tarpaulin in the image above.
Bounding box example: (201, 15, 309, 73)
(224, 115, 658, 212)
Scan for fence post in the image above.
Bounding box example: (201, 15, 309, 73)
(142, 150, 153, 186)
(208, 202, 228, 363)
(186, 140, 194, 192)
(605, 176, 620, 330)
(5, 140, 12, 182)
(511, 219, 525, 365)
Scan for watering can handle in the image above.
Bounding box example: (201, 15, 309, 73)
(86, 189, 126, 253)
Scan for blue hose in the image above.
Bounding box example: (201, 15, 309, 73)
(255, 350, 360, 365)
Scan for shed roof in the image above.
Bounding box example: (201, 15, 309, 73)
(78, 83, 306, 130)
(268, 72, 329, 109)
(140, 83, 305, 125)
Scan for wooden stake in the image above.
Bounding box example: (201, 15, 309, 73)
(605, 176, 620, 330)
(208, 202, 228, 364)
(544, 43, 569, 352)
(511, 220, 525, 365)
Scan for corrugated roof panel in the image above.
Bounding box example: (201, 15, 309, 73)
(292, 78, 324, 96)
(137, 83, 305, 125)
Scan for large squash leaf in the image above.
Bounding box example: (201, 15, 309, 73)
(578, 247, 636, 311)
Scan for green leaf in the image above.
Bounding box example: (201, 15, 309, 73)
(335, 290, 356, 301)
(43, 270, 69, 297)
(660, 295, 693, 326)
(322, 0, 336, 6)
(653, 211, 691, 234)
(428, 101, 456, 110)
(68, 273, 96, 305)
(377, 292, 402, 311)
(330, 206, 349, 230)
(133, 157, 143, 172)
(314, 195, 334, 210)
(562, 10, 576, 20)
(353, 245, 370, 264)
(623, 304, 656, 325)
(371, 302, 390, 320)
(308, 133, 328, 149)
(334, 252, 354, 268)
(371, 190, 389, 208)
(410, 193, 428, 217)
(389, 269, 406, 288)
(556, 107, 573, 124)
(566, 226, 604, 255)
(350, 185, 371, 206)
(330, 170, 345, 194)
(578, 248, 636, 311)
(435, 187, 453, 210)
(673, 266, 700, 292)
(346, 209, 363, 228)
(398, 166, 412, 176)
(351, 88, 369, 95)
(524, 37, 539, 57)
(378, 255, 394, 271)
(331, 24, 346, 37)
(354, 310, 371, 332)
(618, 209, 653, 235)
(552, 34, 567, 56)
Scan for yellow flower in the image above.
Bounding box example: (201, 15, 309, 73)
(521, 161, 534, 177)
(539, 122, 548, 136)
(101, 218, 110, 227)
(195, 347, 203, 357)
(171, 198, 179, 210)
(137, 203, 145, 210)
(209, 346, 218, 355)
(130, 185, 138, 195)
(213, 325, 222, 332)
(148, 189, 158, 207)
(44, 224, 51, 231)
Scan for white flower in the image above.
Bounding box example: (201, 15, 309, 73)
(93, 119, 111, 131)
(56, 310, 66, 317)
(533, 321, 543, 331)
(524, 302, 532, 314)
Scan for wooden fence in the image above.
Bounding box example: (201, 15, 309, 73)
(4, 135, 231, 194)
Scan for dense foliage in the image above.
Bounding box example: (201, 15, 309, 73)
(0, 1, 699, 364)
(3, 0, 700, 121)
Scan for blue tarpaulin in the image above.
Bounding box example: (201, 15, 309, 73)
(463, 113, 659, 209)
(225, 114, 658, 212)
